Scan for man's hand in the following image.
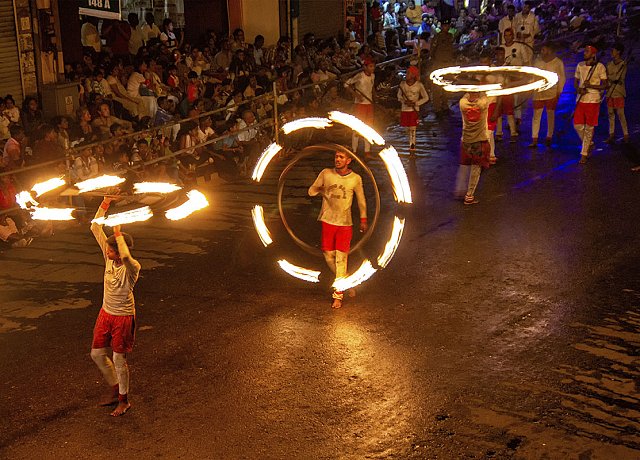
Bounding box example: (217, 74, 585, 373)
(359, 219, 369, 233)
(113, 225, 122, 235)
(577, 87, 587, 95)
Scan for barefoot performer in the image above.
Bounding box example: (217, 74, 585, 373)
(90, 196, 141, 416)
(398, 66, 429, 154)
(308, 150, 368, 309)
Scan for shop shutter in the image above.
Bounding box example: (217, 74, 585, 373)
(0, 0, 23, 102)
(297, 0, 343, 41)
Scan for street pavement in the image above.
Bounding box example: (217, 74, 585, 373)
(1, 55, 640, 459)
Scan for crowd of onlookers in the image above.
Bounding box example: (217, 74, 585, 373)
(0, 0, 632, 249)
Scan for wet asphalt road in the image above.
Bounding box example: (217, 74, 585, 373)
(2, 57, 640, 459)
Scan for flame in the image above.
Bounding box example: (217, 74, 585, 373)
(332, 260, 377, 292)
(277, 259, 321, 283)
(377, 217, 405, 268)
(379, 146, 413, 204)
(282, 117, 332, 134)
(251, 205, 273, 247)
(328, 111, 385, 146)
(165, 190, 209, 221)
(251, 142, 283, 182)
(31, 207, 76, 221)
(15, 191, 38, 209)
(75, 175, 126, 193)
(430, 65, 559, 96)
(133, 182, 182, 194)
(92, 206, 153, 226)
(31, 177, 66, 197)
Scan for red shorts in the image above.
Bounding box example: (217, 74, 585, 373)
(607, 97, 625, 109)
(573, 102, 600, 127)
(321, 222, 353, 253)
(92, 308, 136, 353)
(487, 102, 497, 131)
(400, 110, 419, 127)
(354, 103, 374, 124)
(533, 97, 558, 110)
(460, 141, 490, 169)
(500, 95, 514, 115)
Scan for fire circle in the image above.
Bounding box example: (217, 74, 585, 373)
(250, 111, 412, 292)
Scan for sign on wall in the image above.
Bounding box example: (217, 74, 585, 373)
(79, 0, 121, 20)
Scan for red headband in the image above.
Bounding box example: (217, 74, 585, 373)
(363, 57, 375, 67)
(407, 66, 419, 78)
(585, 45, 597, 55)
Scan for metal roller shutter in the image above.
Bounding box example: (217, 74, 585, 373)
(297, 0, 343, 40)
(0, 0, 23, 102)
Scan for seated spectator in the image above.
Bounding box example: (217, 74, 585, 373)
(3, 95, 20, 124)
(33, 124, 66, 164)
(127, 59, 157, 118)
(0, 101, 9, 141)
(92, 102, 133, 137)
(71, 107, 97, 143)
(231, 28, 247, 52)
(2, 125, 25, 170)
(186, 71, 204, 105)
(21, 96, 43, 137)
(72, 145, 99, 182)
(214, 39, 233, 72)
(53, 116, 71, 150)
(105, 63, 144, 120)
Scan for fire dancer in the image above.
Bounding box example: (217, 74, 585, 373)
(308, 150, 368, 309)
(574, 45, 607, 164)
(90, 196, 140, 416)
(455, 92, 490, 205)
(397, 66, 429, 154)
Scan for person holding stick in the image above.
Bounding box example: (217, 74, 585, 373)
(574, 45, 607, 164)
(397, 66, 429, 155)
(345, 58, 376, 159)
(605, 43, 629, 144)
(90, 196, 141, 416)
(308, 151, 368, 309)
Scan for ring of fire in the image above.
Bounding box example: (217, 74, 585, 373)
(250, 111, 412, 292)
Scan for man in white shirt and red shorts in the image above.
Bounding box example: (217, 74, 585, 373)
(574, 45, 607, 164)
(345, 58, 376, 159)
(309, 150, 368, 309)
(90, 196, 141, 416)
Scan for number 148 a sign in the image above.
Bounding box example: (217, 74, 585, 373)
(79, 0, 121, 20)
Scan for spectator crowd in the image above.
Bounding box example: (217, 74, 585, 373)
(0, 0, 631, 248)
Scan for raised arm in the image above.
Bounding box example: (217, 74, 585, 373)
(91, 198, 111, 258)
(113, 225, 141, 276)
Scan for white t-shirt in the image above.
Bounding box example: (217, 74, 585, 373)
(575, 61, 607, 103)
(503, 42, 527, 66)
(397, 80, 429, 112)
(308, 168, 367, 226)
(127, 72, 147, 98)
(345, 71, 374, 104)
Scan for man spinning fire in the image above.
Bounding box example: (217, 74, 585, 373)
(89, 196, 140, 416)
(308, 150, 368, 309)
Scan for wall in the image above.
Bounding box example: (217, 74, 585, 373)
(297, 0, 343, 41)
(183, 0, 228, 44)
(241, 0, 280, 47)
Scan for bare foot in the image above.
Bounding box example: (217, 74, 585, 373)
(347, 288, 357, 298)
(110, 401, 131, 416)
(331, 299, 342, 309)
